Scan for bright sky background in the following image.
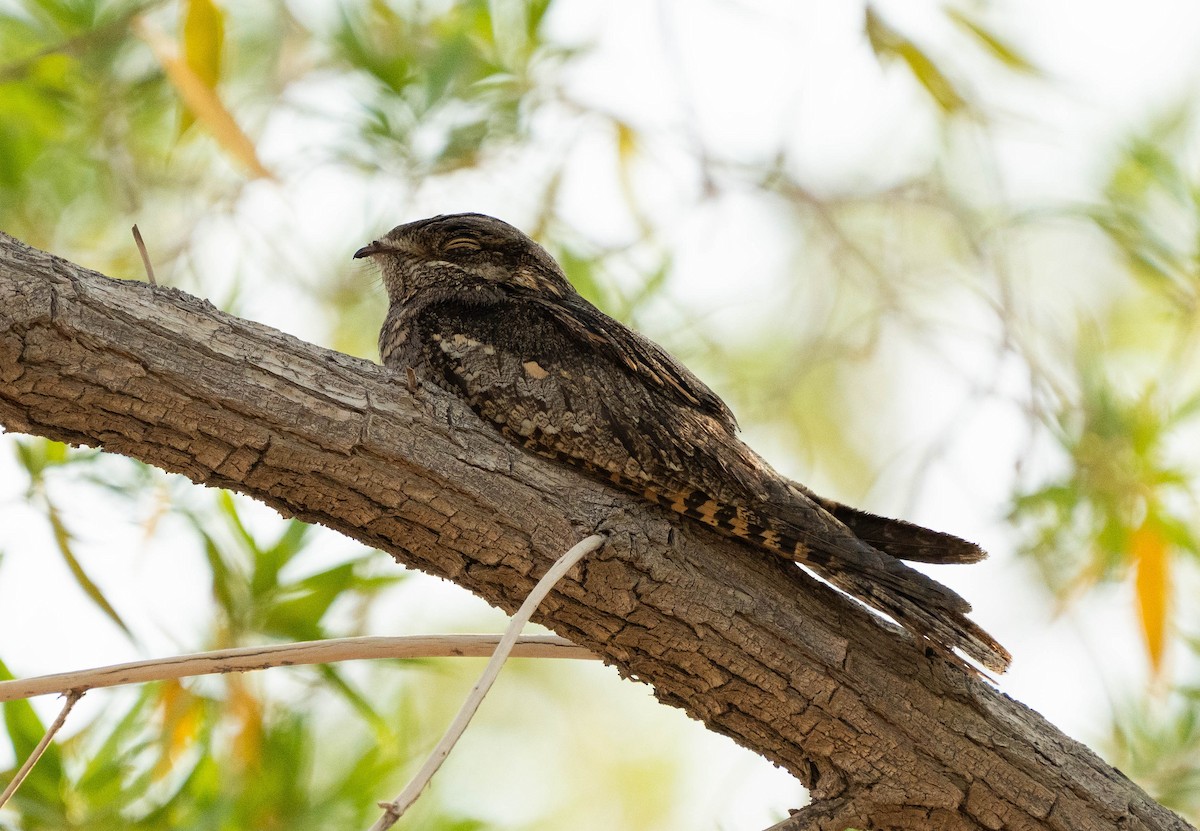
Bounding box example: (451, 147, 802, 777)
(4, 0, 1200, 827)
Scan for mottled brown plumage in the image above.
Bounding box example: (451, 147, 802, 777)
(356, 213, 1010, 672)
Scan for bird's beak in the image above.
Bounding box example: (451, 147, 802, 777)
(353, 241, 384, 259)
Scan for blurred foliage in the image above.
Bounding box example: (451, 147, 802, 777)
(1011, 346, 1195, 671)
(1, 0, 1200, 826)
(1105, 691, 1200, 815)
(1008, 106, 1200, 816)
(332, 0, 567, 174)
(2, 438, 442, 829)
(0, 1, 178, 250)
(865, 3, 1038, 116)
(11, 440, 127, 636)
(1090, 108, 1200, 312)
(1012, 110, 1200, 686)
(866, 7, 968, 115)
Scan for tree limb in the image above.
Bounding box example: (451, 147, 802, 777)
(0, 231, 1192, 831)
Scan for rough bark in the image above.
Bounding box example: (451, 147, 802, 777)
(0, 230, 1191, 831)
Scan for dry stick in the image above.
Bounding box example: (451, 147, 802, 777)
(0, 635, 595, 704)
(0, 690, 83, 810)
(370, 533, 606, 831)
(131, 224, 156, 286)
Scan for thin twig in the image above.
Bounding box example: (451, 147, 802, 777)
(0, 635, 594, 704)
(370, 533, 605, 831)
(0, 690, 83, 810)
(131, 224, 157, 285)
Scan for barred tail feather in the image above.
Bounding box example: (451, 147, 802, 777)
(819, 500, 987, 565)
(635, 483, 1011, 672)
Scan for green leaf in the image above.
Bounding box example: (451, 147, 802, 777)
(11, 438, 93, 490)
(251, 519, 312, 599)
(196, 525, 238, 622)
(1106, 695, 1200, 814)
(0, 658, 67, 814)
(865, 7, 966, 114)
(620, 256, 672, 321)
(333, 3, 412, 94)
(216, 490, 261, 558)
(44, 494, 132, 638)
(553, 244, 612, 311)
(183, 0, 223, 89)
(314, 664, 392, 739)
(259, 561, 356, 640)
(946, 8, 1039, 75)
(896, 40, 966, 114)
(24, 0, 99, 33)
(74, 687, 155, 798)
(526, 0, 554, 36)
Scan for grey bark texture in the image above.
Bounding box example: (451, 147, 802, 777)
(0, 231, 1192, 831)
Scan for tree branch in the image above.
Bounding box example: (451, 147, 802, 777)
(0, 634, 594, 703)
(0, 231, 1192, 831)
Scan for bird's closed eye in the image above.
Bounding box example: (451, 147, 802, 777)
(444, 236, 483, 252)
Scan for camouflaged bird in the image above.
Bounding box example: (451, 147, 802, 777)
(355, 213, 1011, 672)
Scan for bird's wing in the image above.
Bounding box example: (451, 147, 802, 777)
(530, 293, 739, 432)
(406, 294, 1010, 672)
(529, 294, 991, 566)
(411, 294, 723, 491)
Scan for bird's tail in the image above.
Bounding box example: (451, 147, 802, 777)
(638, 481, 1010, 672)
(798, 539, 1011, 672)
(764, 489, 1010, 671)
(816, 499, 987, 564)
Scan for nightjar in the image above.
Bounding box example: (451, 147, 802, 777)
(355, 213, 1010, 672)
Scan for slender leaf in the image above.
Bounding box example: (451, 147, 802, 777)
(44, 494, 132, 638)
(179, 0, 225, 134)
(1133, 519, 1171, 674)
(865, 7, 967, 114)
(250, 518, 311, 599)
(0, 658, 66, 814)
(134, 15, 272, 179)
(946, 8, 1039, 75)
(259, 561, 356, 640)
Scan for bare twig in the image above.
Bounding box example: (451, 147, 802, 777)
(131, 224, 157, 285)
(369, 533, 606, 831)
(0, 635, 594, 704)
(0, 690, 83, 810)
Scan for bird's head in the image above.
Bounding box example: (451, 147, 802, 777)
(354, 213, 574, 304)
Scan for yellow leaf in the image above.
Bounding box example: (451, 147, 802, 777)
(184, 0, 223, 88)
(615, 119, 637, 163)
(1132, 521, 1170, 675)
(614, 119, 649, 233)
(134, 15, 273, 179)
(154, 679, 203, 779)
(228, 676, 264, 771)
(179, 0, 225, 134)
